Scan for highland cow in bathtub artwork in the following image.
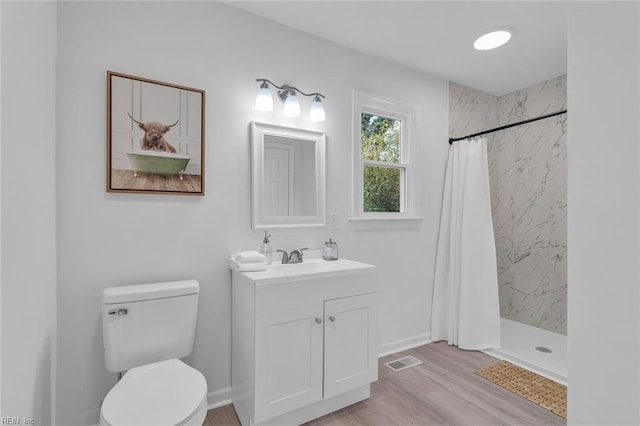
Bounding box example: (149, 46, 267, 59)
(107, 71, 205, 195)
(127, 112, 179, 153)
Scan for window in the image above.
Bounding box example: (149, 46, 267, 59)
(361, 113, 402, 212)
(352, 91, 418, 222)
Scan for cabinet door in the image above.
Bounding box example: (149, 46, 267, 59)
(254, 302, 324, 423)
(324, 293, 377, 399)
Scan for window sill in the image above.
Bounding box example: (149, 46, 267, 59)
(348, 216, 423, 231)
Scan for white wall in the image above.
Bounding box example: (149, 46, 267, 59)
(567, 3, 640, 424)
(0, 2, 58, 423)
(55, 2, 448, 423)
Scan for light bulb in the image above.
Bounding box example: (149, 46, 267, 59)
(283, 91, 300, 117)
(255, 82, 273, 111)
(309, 96, 325, 122)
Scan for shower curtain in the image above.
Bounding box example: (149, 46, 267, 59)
(431, 137, 501, 350)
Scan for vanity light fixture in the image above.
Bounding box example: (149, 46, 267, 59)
(255, 81, 274, 111)
(255, 78, 326, 122)
(309, 95, 326, 122)
(473, 29, 512, 51)
(283, 91, 301, 117)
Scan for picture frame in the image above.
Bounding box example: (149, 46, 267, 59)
(107, 71, 205, 195)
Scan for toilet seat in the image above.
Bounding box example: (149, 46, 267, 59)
(100, 359, 207, 426)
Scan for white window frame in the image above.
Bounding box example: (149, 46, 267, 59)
(351, 90, 420, 226)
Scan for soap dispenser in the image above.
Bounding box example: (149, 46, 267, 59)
(259, 231, 273, 265)
(323, 238, 338, 261)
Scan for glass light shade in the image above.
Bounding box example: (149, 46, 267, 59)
(473, 30, 512, 51)
(309, 96, 325, 122)
(283, 92, 301, 117)
(255, 84, 274, 111)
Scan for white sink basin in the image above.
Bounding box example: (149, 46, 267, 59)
(268, 261, 328, 274)
(242, 257, 375, 283)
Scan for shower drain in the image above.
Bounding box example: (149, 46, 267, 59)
(535, 346, 553, 353)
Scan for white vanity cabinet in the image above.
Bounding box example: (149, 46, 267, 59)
(231, 258, 377, 426)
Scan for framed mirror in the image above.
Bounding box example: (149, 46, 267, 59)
(251, 122, 326, 228)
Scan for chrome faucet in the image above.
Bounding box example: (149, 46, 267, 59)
(276, 248, 308, 264)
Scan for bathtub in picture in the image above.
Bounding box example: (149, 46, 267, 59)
(126, 150, 191, 179)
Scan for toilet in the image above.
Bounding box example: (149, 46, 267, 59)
(99, 280, 208, 426)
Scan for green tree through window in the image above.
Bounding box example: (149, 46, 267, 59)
(361, 113, 401, 212)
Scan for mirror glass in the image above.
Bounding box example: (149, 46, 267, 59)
(251, 122, 326, 228)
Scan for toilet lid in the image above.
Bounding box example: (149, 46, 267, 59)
(101, 359, 207, 426)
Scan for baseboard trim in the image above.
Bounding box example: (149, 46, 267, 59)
(207, 386, 233, 410)
(378, 333, 431, 358)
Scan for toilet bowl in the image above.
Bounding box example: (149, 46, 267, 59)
(100, 280, 207, 426)
(99, 359, 207, 426)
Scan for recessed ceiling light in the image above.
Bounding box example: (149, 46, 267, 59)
(474, 30, 512, 51)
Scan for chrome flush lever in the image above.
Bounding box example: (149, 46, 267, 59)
(108, 308, 128, 316)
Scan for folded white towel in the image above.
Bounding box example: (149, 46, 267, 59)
(229, 258, 267, 272)
(233, 251, 266, 263)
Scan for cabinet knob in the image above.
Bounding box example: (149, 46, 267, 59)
(329, 315, 336, 322)
(315, 317, 322, 324)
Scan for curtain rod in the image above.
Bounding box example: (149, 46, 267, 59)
(448, 110, 567, 145)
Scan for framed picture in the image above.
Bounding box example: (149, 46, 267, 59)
(107, 71, 205, 195)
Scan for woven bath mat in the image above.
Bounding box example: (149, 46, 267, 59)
(475, 360, 566, 419)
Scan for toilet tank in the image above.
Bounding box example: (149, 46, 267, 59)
(102, 280, 199, 373)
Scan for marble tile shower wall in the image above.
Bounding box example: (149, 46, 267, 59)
(449, 76, 567, 335)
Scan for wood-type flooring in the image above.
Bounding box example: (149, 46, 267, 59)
(204, 341, 565, 425)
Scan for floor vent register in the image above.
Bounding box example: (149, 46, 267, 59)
(384, 355, 423, 372)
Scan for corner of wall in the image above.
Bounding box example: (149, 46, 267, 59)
(1, 1, 58, 423)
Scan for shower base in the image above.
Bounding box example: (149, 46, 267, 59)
(483, 318, 567, 385)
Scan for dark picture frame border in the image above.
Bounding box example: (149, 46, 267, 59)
(106, 71, 206, 196)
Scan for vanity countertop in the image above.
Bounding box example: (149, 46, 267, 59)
(240, 257, 376, 284)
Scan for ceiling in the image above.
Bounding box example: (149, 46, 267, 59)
(227, 1, 568, 96)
